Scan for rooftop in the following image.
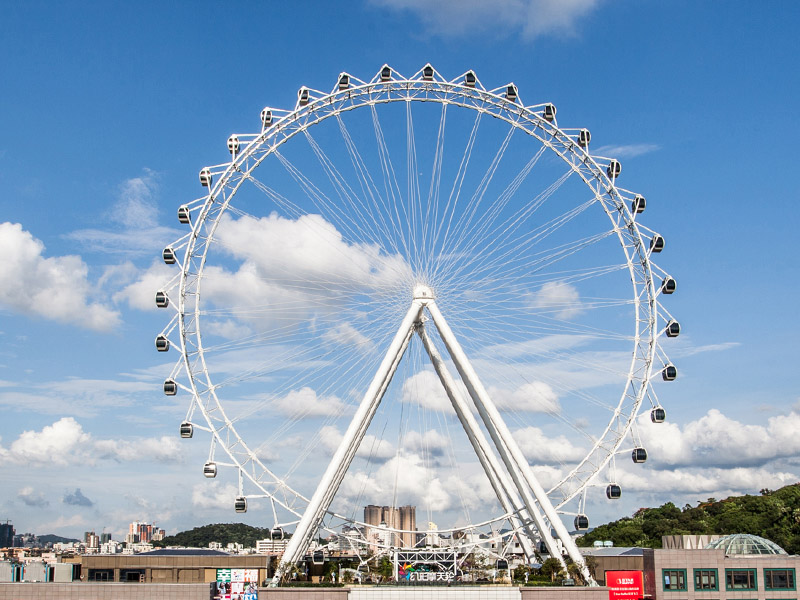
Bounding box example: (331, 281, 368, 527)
(705, 534, 787, 555)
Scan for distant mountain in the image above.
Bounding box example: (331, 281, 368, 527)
(153, 523, 277, 548)
(39, 534, 80, 544)
(577, 483, 800, 554)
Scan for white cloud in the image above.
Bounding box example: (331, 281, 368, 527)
(0, 417, 183, 467)
(66, 170, 180, 256)
(370, 0, 599, 40)
(527, 281, 583, 319)
(18, 486, 49, 507)
(593, 144, 661, 159)
(490, 381, 561, 414)
(0, 377, 156, 416)
(191, 481, 239, 510)
(113, 260, 175, 311)
(213, 213, 409, 292)
(319, 425, 396, 461)
(94, 436, 182, 463)
(338, 453, 452, 510)
(400, 370, 455, 413)
(402, 429, 450, 457)
(513, 426, 586, 464)
(36, 514, 88, 533)
(0, 222, 120, 331)
(617, 465, 798, 496)
(112, 170, 160, 229)
(669, 340, 741, 358)
(638, 408, 800, 468)
(272, 387, 349, 418)
(2, 417, 91, 466)
(323, 323, 373, 353)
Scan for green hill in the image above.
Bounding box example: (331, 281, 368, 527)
(153, 523, 275, 548)
(577, 483, 800, 553)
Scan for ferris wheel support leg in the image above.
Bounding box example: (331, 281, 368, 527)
(426, 300, 595, 585)
(270, 300, 424, 587)
(416, 322, 538, 563)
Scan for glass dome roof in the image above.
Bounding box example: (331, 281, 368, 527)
(705, 534, 787, 555)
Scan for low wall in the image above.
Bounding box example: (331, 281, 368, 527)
(0, 582, 209, 599)
(521, 585, 609, 600)
(0, 583, 607, 600)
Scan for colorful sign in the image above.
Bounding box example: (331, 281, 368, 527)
(213, 570, 259, 600)
(398, 562, 455, 583)
(606, 570, 643, 600)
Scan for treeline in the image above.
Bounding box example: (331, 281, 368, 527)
(152, 523, 273, 548)
(577, 483, 800, 554)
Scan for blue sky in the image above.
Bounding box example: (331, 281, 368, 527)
(1, 1, 799, 541)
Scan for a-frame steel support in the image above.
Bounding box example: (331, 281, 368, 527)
(271, 288, 594, 586)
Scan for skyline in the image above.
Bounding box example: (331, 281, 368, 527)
(1, 1, 799, 541)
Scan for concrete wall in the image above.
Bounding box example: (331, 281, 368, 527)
(521, 586, 609, 600)
(0, 583, 210, 599)
(0, 584, 605, 600)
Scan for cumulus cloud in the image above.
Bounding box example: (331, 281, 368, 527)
(18, 486, 49, 507)
(370, 0, 599, 40)
(94, 436, 182, 463)
(272, 387, 349, 418)
(2, 417, 91, 466)
(400, 370, 455, 413)
(513, 426, 586, 464)
(113, 260, 175, 311)
(0, 222, 120, 331)
(63, 488, 94, 507)
(639, 408, 800, 468)
(527, 281, 583, 319)
(0, 417, 183, 467)
(616, 465, 798, 496)
(338, 453, 453, 510)
(117, 212, 411, 332)
(402, 429, 450, 457)
(213, 213, 409, 291)
(491, 381, 561, 414)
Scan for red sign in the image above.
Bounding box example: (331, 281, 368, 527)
(606, 570, 643, 600)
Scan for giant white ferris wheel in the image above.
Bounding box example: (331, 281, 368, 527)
(155, 65, 678, 585)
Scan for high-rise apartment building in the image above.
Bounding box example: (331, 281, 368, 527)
(363, 505, 416, 548)
(127, 521, 165, 544)
(0, 522, 14, 548)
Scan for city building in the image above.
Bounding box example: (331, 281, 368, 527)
(582, 533, 800, 600)
(363, 505, 416, 548)
(0, 524, 13, 549)
(127, 521, 165, 544)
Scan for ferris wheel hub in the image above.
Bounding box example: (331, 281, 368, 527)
(412, 284, 434, 301)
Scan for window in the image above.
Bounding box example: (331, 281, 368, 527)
(726, 569, 757, 591)
(766, 569, 796, 590)
(695, 569, 719, 591)
(663, 569, 688, 591)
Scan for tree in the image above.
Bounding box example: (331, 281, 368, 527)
(539, 558, 565, 582)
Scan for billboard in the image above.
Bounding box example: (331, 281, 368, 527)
(213, 569, 259, 600)
(606, 570, 643, 600)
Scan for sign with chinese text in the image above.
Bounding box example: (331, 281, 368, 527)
(607, 570, 643, 600)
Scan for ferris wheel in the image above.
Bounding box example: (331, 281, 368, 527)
(156, 65, 678, 585)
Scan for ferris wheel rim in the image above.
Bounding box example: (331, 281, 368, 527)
(165, 64, 669, 540)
